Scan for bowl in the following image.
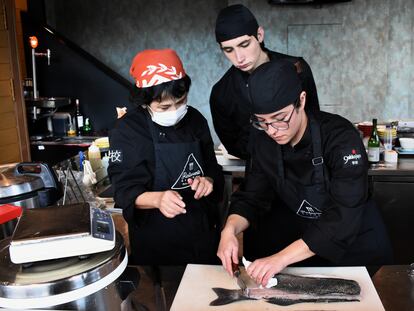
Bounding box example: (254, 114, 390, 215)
(357, 122, 373, 137)
(399, 138, 414, 150)
(378, 128, 397, 137)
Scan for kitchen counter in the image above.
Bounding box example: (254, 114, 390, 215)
(369, 158, 414, 176)
(31, 136, 108, 166)
(125, 264, 414, 311)
(372, 265, 414, 311)
(30, 136, 99, 146)
(216, 154, 414, 176)
(28, 154, 413, 310)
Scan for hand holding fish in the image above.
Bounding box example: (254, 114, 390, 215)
(246, 254, 286, 287)
(247, 239, 316, 287)
(187, 176, 213, 199)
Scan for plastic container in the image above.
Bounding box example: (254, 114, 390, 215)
(382, 126, 393, 150)
(87, 143, 102, 172)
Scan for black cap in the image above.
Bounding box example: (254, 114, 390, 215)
(215, 4, 259, 43)
(248, 61, 302, 114)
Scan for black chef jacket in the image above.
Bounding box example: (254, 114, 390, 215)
(108, 106, 224, 263)
(210, 48, 319, 160)
(230, 111, 392, 265)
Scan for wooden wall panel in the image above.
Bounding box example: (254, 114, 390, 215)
(0, 143, 20, 163)
(0, 96, 13, 112)
(15, 0, 26, 10)
(0, 47, 10, 62)
(0, 80, 11, 96)
(0, 0, 30, 164)
(14, 0, 26, 76)
(0, 32, 7, 46)
(0, 111, 16, 130)
(0, 126, 18, 145)
(0, 63, 10, 78)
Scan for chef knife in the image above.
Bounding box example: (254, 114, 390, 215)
(232, 261, 247, 293)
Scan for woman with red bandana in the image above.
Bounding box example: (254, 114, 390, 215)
(108, 49, 224, 265)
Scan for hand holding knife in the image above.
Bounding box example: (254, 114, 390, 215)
(232, 261, 247, 293)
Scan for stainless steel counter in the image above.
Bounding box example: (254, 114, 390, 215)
(30, 136, 108, 166)
(30, 136, 98, 146)
(216, 155, 414, 177)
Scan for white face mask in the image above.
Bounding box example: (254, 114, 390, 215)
(148, 104, 188, 127)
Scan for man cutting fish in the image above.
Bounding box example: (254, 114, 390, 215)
(217, 60, 393, 287)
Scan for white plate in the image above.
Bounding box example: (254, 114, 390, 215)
(395, 147, 414, 154)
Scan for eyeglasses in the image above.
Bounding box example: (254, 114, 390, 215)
(251, 105, 297, 131)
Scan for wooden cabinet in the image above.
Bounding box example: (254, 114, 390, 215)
(370, 174, 414, 264)
(0, 0, 29, 164)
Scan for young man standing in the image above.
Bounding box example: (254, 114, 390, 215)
(210, 4, 319, 160)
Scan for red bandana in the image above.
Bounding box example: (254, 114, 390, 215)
(130, 49, 186, 88)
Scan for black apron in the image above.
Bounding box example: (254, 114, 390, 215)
(129, 115, 219, 265)
(247, 115, 392, 265)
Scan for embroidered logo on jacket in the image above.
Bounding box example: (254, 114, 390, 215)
(297, 200, 322, 219)
(171, 153, 204, 189)
(343, 148, 362, 166)
(108, 149, 123, 163)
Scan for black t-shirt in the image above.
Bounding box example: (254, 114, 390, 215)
(210, 49, 320, 160)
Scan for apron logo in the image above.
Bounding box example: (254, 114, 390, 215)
(297, 200, 322, 219)
(108, 149, 123, 163)
(343, 149, 361, 166)
(171, 153, 204, 189)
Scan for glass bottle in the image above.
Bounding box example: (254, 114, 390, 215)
(75, 99, 84, 136)
(368, 118, 380, 163)
(83, 117, 92, 136)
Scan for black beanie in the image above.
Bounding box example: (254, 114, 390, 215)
(248, 61, 302, 114)
(215, 4, 259, 43)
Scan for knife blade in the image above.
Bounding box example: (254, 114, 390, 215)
(232, 262, 247, 293)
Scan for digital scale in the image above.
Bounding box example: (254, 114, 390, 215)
(9, 203, 115, 264)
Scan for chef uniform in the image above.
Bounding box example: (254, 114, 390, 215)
(210, 4, 320, 159)
(229, 60, 393, 266)
(210, 4, 320, 260)
(210, 49, 319, 160)
(108, 50, 224, 265)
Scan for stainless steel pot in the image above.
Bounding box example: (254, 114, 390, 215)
(0, 162, 62, 238)
(0, 232, 137, 310)
(0, 163, 44, 209)
(0, 164, 44, 238)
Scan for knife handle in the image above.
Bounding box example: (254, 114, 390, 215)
(231, 261, 239, 274)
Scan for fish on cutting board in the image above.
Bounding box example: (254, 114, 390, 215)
(210, 273, 361, 306)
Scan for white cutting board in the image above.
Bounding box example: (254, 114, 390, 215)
(170, 265, 384, 311)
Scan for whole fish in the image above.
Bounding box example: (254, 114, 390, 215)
(210, 273, 361, 306)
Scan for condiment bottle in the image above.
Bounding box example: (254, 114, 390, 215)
(83, 118, 92, 136)
(368, 118, 380, 163)
(88, 142, 102, 172)
(75, 99, 84, 136)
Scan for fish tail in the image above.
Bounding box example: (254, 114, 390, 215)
(209, 288, 253, 306)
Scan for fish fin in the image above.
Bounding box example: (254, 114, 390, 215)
(209, 288, 254, 306)
(265, 297, 360, 306)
